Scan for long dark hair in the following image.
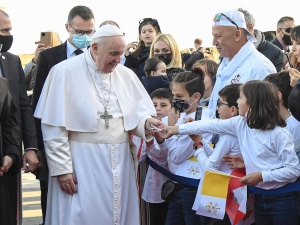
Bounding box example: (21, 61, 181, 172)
(171, 67, 205, 97)
(241, 80, 286, 130)
(133, 18, 161, 60)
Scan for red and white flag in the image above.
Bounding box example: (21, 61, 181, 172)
(226, 168, 247, 225)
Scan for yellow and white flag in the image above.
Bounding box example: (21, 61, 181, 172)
(196, 170, 231, 219)
(175, 156, 201, 179)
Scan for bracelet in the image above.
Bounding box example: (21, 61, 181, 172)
(193, 141, 203, 150)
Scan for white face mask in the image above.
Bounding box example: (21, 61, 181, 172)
(72, 34, 93, 48)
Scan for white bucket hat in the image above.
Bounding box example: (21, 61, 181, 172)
(212, 9, 256, 43)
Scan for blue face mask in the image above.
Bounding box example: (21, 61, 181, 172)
(72, 34, 93, 48)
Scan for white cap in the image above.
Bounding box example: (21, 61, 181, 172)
(92, 24, 124, 39)
(212, 9, 256, 43)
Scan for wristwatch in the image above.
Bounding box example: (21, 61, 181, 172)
(193, 141, 203, 150)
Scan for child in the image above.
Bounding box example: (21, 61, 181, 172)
(264, 71, 300, 160)
(124, 18, 161, 80)
(142, 57, 170, 95)
(190, 84, 242, 225)
(154, 68, 214, 225)
(192, 59, 218, 107)
(140, 88, 173, 225)
(194, 83, 242, 173)
(161, 80, 300, 225)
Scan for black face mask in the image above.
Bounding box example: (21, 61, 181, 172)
(154, 53, 172, 65)
(0, 35, 13, 52)
(282, 33, 293, 46)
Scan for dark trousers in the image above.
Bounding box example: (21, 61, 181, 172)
(6, 173, 18, 225)
(149, 201, 169, 225)
(0, 175, 16, 225)
(254, 192, 299, 225)
(165, 185, 206, 225)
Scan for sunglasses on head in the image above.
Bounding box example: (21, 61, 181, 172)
(279, 27, 292, 33)
(213, 13, 240, 30)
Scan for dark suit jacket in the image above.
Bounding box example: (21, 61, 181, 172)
(32, 41, 67, 149)
(31, 41, 67, 180)
(0, 78, 20, 225)
(184, 50, 204, 71)
(0, 52, 38, 150)
(270, 37, 283, 50)
(0, 77, 21, 171)
(257, 33, 284, 72)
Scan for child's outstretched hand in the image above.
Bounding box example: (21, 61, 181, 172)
(223, 155, 245, 169)
(160, 126, 179, 139)
(240, 172, 262, 186)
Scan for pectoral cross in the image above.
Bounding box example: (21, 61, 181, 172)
(100, 108, 113, 128)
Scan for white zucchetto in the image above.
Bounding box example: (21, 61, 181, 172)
(92, 24, 124, 39)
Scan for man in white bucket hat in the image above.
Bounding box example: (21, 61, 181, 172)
(208, 9, 276, 113)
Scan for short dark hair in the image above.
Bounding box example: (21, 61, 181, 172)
(277, 16, 294, 27)
(68, 5, 94, 24)
(144, 57, 164, 76)
(171, 67, 205, 98)
(264, 71, 292, 109)
(241, 80, 286, 130)
(218, 84, 242, 108)
(150, 88, 173, 104)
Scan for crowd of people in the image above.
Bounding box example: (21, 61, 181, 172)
(0, 4, 300, 225)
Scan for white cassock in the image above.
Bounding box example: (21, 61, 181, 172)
(34, 49, 156, 225)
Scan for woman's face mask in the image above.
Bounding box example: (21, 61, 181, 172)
(172, 96, 194, 113)
(154, 53, 172, 65)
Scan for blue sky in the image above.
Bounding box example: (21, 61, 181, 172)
(2, 0, 300, 55)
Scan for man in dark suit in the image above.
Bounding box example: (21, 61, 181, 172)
(270, 16, 295, 52)
(0, 9, 39, 224)
(183, 38, 205, 71)
(31, 5, 95, 224)
(0, 77, 22, 225)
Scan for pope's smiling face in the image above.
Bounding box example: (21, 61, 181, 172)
(91, 36, 125, 73)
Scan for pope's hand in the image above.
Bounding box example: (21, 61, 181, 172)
(58, 173, 77, 195)
(145, 117, 167, 131)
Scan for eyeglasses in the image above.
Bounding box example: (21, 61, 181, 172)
(69, 24, 95, 36)
(217, 99, 229, 108)
(213, 13, 240, 30)
(279, 27, 292, 33)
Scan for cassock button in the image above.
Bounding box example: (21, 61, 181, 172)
(2, 55, 5, 59)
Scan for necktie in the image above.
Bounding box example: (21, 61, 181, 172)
(74, 49, 83, 55)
